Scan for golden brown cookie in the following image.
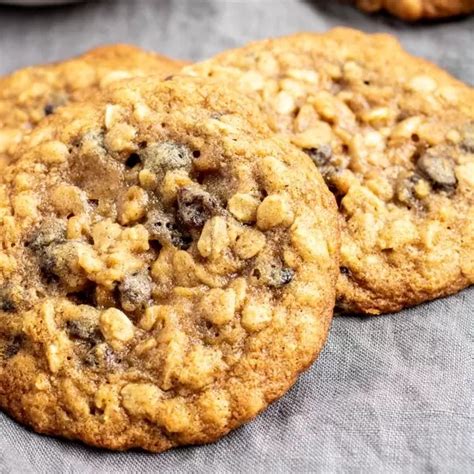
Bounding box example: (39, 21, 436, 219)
(185, 28, 474, 314)
(354, 0, 474, 21)
(0, 44, 186, 171)
(0, 76, 339, 451)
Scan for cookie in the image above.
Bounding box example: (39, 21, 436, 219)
(0, 44, 186, 171)
(0, 76, 339, 451)
(185, 28, 474, 314)
(354, 0, 474, 21)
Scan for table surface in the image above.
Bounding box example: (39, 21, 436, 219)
(0, 1, 473, 473)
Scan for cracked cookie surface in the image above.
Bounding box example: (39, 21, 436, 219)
(0, 76, 338, 451)
(354, 0, 474, 21)
(0, 44, 186, 171)
(186, 28, 474, 314)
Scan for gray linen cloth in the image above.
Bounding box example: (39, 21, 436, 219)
(0, 1, 473, 472)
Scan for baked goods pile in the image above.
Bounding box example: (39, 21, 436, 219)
(0, 26, 472, 451)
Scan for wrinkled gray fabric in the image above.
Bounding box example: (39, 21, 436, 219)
(0, 1, 473, 472)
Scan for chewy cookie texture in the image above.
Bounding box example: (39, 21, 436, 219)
(0, 76, 338, 451)
(354, 0, 474, 20)
(0, 44, 186, 171)
(186, 28, 474, 314)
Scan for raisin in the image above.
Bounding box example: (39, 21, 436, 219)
(273, 267, 295, 287)
(177, 187, 219, 229)
(303, 145, 343, 183)
(417, 152, 457, 188)
(37, 247, 60, 284)
(340, 266, 352, 276)
(169, 228, 193, 250)
(85, 345, 119, 369)
(140, 142, 192, 176)
(44, 103, 55, 116)
(41, 93, 67, 118)
(146, 209, 192, 249)
(304, 145, 333, 167)
(65, 319, 103, 345)
(252, 264, 294, 288)
(119, 272, 152, 312)
(39, 242, 88, 291)
(395, 172, 422, 208)
(103, 346, 119, 368)
(0, 285, 16, 313)
(27, 218, 66, 252)
(27, 220, 87, 289)
(83, 351, 98, 367)
(4, 335, 24, 359)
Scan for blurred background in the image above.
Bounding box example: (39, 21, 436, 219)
(0, 0, 473, 83)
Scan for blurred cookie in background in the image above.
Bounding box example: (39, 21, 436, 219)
(354, 0, 474, 21)
(186, 28, 474, 315)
